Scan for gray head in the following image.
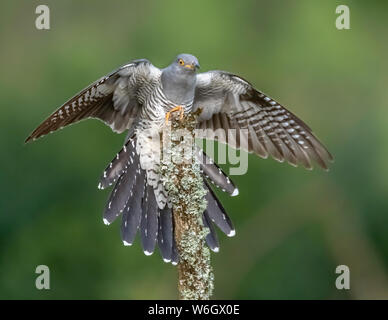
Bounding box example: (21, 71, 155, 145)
(161, 54, 200, 105)
(170, 53, 200, 73)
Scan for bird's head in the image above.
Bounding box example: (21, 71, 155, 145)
(161, 53, 200, 104)
(172, 53, 200, 73)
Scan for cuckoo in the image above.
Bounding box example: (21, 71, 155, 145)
(26, 54, 332, 263)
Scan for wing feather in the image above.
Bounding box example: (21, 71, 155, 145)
(193, 71, 333, 170)
(25, 59, 161, 143)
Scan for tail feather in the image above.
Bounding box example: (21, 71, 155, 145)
(158, 207, 173, 262)
(100, 139, 237, 261)
(140, 184, 159, 255)
(103, 152, 140, 225)
(171, 234, 179, 265)
(204, 181, 235, 237)
(99, 138, 136, 189)
(198, 149, 238, 196)
(120, 169, 146, 245)
(203, 210, 220, 252)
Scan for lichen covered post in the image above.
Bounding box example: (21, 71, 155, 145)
(160, 112, 214, 300)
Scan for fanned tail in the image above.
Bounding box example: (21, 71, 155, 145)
(99, 139, 238, 262)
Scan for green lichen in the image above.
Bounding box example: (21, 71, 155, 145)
(160, 112, 214, 300)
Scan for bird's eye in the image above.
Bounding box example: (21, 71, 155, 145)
(178, 59, 184, 66)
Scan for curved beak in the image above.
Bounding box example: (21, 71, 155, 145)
(185, 62, 200, 70)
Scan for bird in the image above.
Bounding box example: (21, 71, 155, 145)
(25, 53, 333, 264)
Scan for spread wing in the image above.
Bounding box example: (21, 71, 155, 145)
(193, 71, 333, 170)
(25, 59, 161, 143)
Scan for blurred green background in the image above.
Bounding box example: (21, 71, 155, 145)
(1, 0, 387, 299)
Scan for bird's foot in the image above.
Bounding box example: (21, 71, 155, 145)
(165, 106, 184, 124)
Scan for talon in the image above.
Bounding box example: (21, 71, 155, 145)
(165, 106, 184, 124)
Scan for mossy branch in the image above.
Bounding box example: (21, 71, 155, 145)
(160, 111, 214, 300)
